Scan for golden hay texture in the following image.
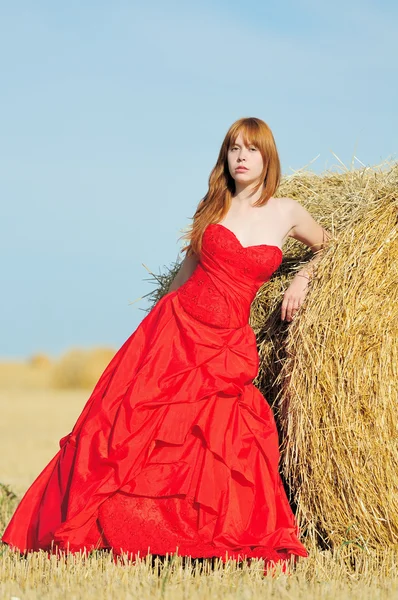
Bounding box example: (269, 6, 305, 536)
(275, 171, 398, 550)
(255, 163, 398, 550)
(147, 161, 398, 552)
(251, 162, 397, 404)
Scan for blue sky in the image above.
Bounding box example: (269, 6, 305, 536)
(1, 0, 397, 359)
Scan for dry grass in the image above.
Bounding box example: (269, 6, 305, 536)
(252, 161, 398, 405)
(1, 476, 398, 600)
(1, 542, 398, 600)
(250, 161, 398, 550)
(275, 170, 398, 549)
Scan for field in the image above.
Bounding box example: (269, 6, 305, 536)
(1, 384, 398, 599)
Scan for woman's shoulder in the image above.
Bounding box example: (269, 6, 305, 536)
(273, 196, 299, 209)
(271, 196, 299, 219)
(270, 197, 305, 239)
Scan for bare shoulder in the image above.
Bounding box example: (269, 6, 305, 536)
(274, 196, 331, 252)
(271, 196, 298, 233)
(273, 196, 299, 214)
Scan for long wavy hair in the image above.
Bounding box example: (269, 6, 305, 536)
(179, 117, 281, 257)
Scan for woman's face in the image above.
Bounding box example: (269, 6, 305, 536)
(227, 132, 264, 186)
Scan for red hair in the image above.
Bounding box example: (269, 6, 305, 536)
(179, 117, 281, 257)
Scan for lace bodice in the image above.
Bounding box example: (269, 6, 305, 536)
(177, 223, 283, 328)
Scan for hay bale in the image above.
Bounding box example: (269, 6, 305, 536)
(251, 163, 398, 406)
(51, 347, 116, 389)
(273, 175, 398, 549)
(29, 353, 52, 369)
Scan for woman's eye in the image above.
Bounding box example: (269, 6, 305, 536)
(229, 145, 256, 151)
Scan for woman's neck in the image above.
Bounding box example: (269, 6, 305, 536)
(232, 182, 265, 207)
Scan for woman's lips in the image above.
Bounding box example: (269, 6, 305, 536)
(236, 167, 248, 172)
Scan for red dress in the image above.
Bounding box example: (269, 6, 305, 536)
(2, 223, 308, 564)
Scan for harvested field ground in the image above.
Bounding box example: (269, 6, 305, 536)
(1, 388, 398, 599)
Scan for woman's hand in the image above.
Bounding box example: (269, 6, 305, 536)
(281, 274, 310, 322)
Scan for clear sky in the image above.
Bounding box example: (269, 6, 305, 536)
(1, 0, 397, 359)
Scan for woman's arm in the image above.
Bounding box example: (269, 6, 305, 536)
(288, 199, 332, 279)
(281, 199, 332, 322)
(167, 252, 199, 292)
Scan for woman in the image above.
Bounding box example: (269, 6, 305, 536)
(2, 117, 329, 567)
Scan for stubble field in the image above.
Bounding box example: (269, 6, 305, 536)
(1, 385, 398, 599)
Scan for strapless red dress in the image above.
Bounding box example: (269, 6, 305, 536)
(2, 223, 308, 564)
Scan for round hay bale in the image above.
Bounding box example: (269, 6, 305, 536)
(251, 163, 398, 406)
(51, 347, 116, 389)
(274, 174, 398, 549)
(29, 353, 52, 369)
